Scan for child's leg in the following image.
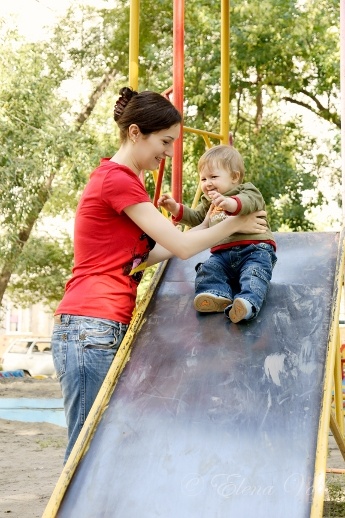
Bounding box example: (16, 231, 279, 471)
(228, 244, 277, 322)
(194, 253, 233, 313)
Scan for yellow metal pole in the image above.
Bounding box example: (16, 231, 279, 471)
(129, 0, 140, 90)
(220, 0, 230, 144)
(330, 411, 345, 461)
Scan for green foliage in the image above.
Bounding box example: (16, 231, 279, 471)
(0, 22, 100, 306)
(7, 234, 74, 309)
(234, 117, 325, 231)
(231, 0, 340, 113)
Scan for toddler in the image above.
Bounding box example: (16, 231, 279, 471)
(158, 145, 277, 323)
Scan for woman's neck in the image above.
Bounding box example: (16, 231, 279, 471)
(110, 143, 141, 176)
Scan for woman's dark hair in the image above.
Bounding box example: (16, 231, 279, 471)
(114, 86, 182, 142)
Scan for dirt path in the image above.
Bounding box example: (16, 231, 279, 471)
(0, 378, 66, 518)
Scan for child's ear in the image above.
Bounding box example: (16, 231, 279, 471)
(232, 171, 241, 183)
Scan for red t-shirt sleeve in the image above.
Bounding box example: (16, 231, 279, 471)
(101, 166, 151, 213)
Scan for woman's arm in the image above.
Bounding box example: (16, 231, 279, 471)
(146, 243, 174, 266)
(146, 214, 212, 267)
(124, 202, 267, 263)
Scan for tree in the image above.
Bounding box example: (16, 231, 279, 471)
(6, 235, 74, 309)
(0, 25, 98, 307)
(230, 0, 340, 126)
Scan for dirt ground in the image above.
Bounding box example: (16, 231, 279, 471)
(0, 377, 344, 518)
(0, 378, 66, 518)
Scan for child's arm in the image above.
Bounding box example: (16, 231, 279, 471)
(157, 194, 180, 217)
(188, 204, 214, 232)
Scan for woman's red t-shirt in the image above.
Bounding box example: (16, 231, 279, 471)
(55, 159, 154, 324)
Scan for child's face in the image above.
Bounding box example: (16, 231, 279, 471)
(200, 166, 239, 199)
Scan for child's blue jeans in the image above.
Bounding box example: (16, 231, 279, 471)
(51, 314, 128, 463)
(195, 243, 277, 319)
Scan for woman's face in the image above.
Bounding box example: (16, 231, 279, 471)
(135, 123, 181, 171)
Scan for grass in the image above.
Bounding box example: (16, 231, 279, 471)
(324, 476, 345, 517)
(36, 437, 66, 449)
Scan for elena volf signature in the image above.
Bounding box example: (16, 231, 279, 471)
(181, 472, 317, 498)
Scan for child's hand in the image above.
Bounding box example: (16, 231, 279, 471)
(209, 191, 226, 206)
(209, 191, 237, 213)
(157, 194, 180, 216)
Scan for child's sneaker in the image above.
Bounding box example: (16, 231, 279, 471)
(228, 298, 254, 323)
(194, 293, 232, 313)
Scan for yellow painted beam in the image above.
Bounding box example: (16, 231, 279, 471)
(182, 125, 222, 140)
(330, 411, 345, 462)
(129, 0, 140, 90)
(220, 0, 230, 144)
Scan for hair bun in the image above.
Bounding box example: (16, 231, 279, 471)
(114, 86, 138, 121)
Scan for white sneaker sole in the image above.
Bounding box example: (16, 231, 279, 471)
(194, 293, 232, 313)
(229, 299, 249, 323)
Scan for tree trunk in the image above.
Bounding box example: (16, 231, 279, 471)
(75, 69, 117, 130)
(0, 172, 55, 304)
(255, 73, 263, 132)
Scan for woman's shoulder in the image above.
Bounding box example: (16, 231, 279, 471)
(99, 160, 150, 203)
(91, 159, 141, 186)
(98, 158, 136, 177)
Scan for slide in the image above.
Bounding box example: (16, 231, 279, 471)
(45, 232, 343, 518)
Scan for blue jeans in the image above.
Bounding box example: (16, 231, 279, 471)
(195, 243, 277, 319)
(51, 314, 128, 463)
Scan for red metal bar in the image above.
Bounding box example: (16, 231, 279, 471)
(172, 0, 184, 203)
(152, 88, 173, 206)
(326, 468, 345, 474)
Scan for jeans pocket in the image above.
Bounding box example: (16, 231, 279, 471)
(195, 262, 204, 273)
(80, 322, 120, 351)
(51, 328, 68, 378)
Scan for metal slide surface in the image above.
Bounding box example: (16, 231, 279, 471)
(56, 232, 340, 518)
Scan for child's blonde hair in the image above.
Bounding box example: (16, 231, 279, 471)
(198, 145, 245, 183)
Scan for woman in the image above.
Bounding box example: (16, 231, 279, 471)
(52, 86, 267, 462)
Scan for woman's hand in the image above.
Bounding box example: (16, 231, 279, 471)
(233, 210, 267, 234)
